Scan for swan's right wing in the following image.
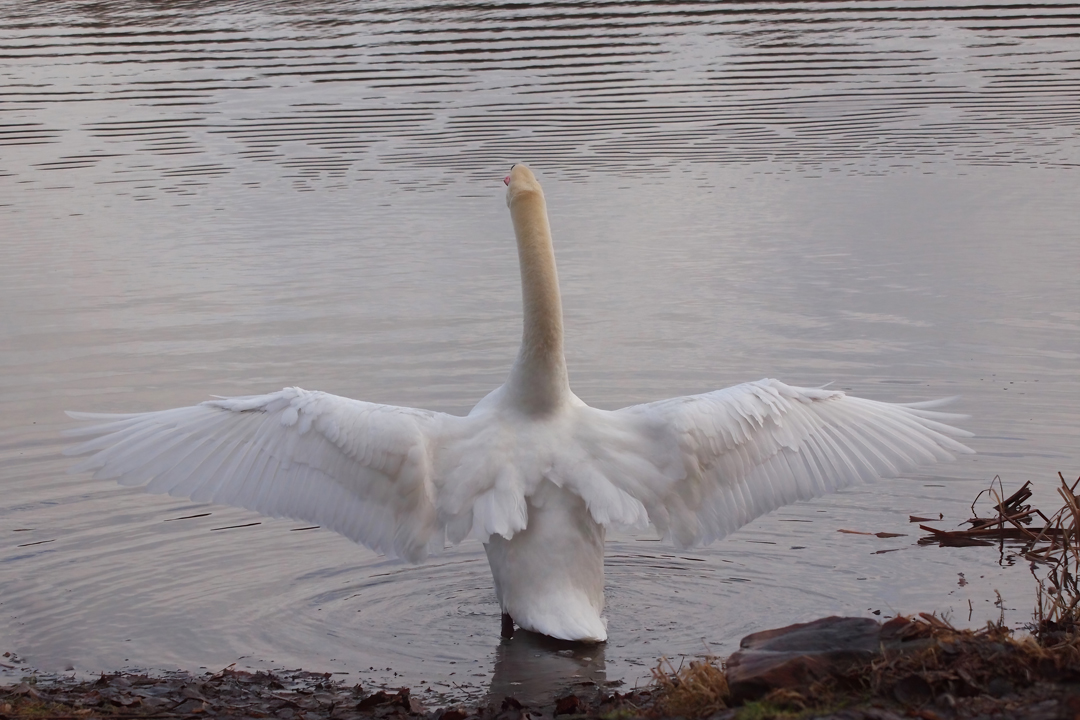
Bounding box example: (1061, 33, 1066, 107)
(584, 379, 973, 548)
(65, 387, 467, 562)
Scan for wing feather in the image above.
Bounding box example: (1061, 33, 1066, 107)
(607, 378, 972, 547)
(66, 387, 466, 562)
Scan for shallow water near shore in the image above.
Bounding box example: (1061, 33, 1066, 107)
(1, 0, 1079, 704)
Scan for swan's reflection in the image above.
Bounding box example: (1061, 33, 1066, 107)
(487, 631, 606, 706)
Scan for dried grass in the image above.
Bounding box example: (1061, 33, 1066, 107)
(1030, 473, 1080, 633)
(649, 473, 1080, 718)
(864, 615, 1052, 698)
(650, 657, 729, 718)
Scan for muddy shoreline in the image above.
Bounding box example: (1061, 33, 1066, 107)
(0, 662, 647, 720)
(7, 613, 1080, 720)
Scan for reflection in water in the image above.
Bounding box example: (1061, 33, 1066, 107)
(489, 632, 606, 707)
(1, 0, 1078, 703)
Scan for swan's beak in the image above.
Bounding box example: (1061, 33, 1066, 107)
(503, 175, 511, 186)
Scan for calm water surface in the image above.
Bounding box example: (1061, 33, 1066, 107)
(2, 0, 1079, 703)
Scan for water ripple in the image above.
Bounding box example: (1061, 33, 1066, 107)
(0, 0, 1076, 195)
(1, 0, 1077, 700)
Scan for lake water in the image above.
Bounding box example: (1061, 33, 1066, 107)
(1, 0, 1079, 704)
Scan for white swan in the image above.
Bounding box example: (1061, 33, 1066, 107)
(66, 164, 973, 643)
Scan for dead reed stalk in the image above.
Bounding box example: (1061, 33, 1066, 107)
(651, 657, 729, 717)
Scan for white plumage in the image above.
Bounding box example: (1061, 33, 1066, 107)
(66, 164, 973, 643)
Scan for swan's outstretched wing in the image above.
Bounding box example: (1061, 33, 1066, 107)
(65, 387, 464, 562)
(602, 379, 973, 548)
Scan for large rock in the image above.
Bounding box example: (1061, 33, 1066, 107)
(725, 616, 883, 703)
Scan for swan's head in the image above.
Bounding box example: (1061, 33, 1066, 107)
(504, 164, 544, 208)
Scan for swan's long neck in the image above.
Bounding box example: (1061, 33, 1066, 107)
(506, 188, 570, 414)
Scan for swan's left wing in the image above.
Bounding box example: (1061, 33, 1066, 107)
(65, 387, 466, 562)
(587, 378, 973, 548)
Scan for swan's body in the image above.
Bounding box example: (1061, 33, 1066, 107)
(66, 165, 973, 643)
